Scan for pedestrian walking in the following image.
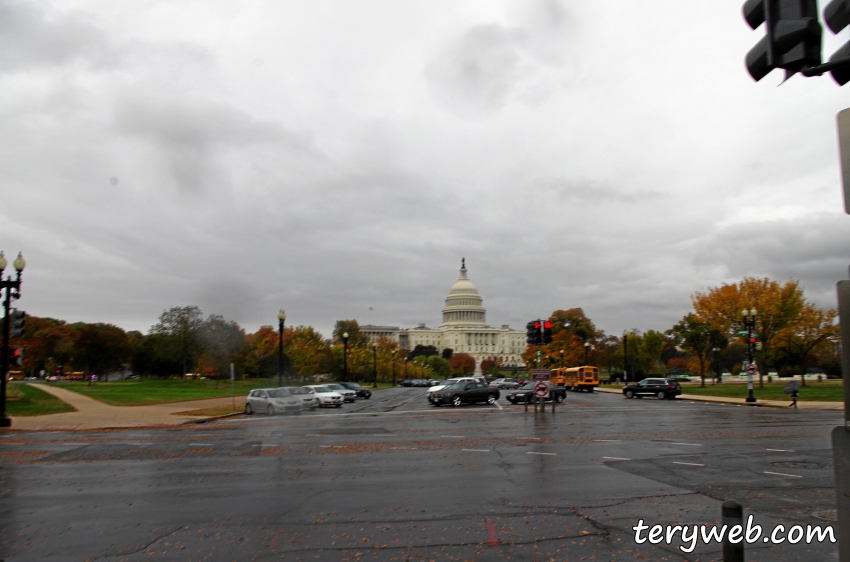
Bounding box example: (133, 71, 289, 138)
(789, 389, 798, 409)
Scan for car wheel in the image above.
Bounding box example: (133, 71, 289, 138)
(624, 390, 635, 399)
(267, 405, 275, 416)
(657, 391, 666, 400)
(555, 394, 564, 403)
(432, 401, 441, 407)
(245, 403, 253, 415)
(365, 396, 370, 400)
(487, 394, 496, 405)
(452, 395, 463, 407)
(335, 404, 341, 408)
(588, 388, 594, 393)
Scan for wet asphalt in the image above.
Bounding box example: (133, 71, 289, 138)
(0, 387, 843, 561)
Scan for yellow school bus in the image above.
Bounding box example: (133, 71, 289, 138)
(549, 366, 599, 392)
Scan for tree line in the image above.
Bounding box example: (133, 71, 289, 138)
(11, 277, 839, 386)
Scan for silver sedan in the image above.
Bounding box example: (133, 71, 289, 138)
(283, 386, 319, 410)
(245, 388, 302, 415)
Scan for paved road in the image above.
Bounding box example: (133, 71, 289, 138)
(0, 388, 842, 561)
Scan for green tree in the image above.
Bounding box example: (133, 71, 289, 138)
(73, 323, 131, 381)
(150, 306, 204, 378)
(667, 315, 728, 387)
(197, 315, 246, 387)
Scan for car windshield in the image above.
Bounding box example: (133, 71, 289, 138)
(520, 382, 535, 390)
(346, 383, 361, 388)
(327, 384, 345, 390)
(444, 379, 459, 385)
(444, 382, 465, 390)
(267, 389, 290, 398)
(312, 386, 332, 393)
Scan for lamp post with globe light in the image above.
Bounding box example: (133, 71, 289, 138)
(584, 341, 591, 365)
(277, 310, 286, 387)
(0, 252, 26, 428)
(741, 307, 758, 403)
(342, 332, 349, 382)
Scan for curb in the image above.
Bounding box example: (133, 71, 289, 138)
(180, 411, 245, 425)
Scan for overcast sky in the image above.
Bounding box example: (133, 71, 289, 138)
(3, 0, 850, 339)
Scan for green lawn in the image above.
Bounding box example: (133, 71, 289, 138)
(675, 381, 845, 402)
(7, 383, 77, 416)
(52, 378, 293, 406)
(50, 378, 395, 406)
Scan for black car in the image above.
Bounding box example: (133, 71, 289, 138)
(505, 381, 565, 404)
(338, 381, 372, 399)
(622, 378, 682, 399)
(430, 381, 500, 407)
(400, 379, 416, 387)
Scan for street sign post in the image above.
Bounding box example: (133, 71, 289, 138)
(534, 381, 549, 398)
(745, 364, 758, 376)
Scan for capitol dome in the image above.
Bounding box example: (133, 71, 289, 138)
(441, 258, 487, 326)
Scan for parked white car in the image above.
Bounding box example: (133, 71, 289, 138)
(427, 377, 485, 403)
(305, 385, 344, 408)
(245, 388, 303, 416)
(283, 386, 319, 410)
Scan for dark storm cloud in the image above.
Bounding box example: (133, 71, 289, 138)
(0, 1, 110, 70)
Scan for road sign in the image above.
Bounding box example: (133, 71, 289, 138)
(534, 382, 549, 398)
(746, 364, 758, 376)
(531, 369, 550, 381)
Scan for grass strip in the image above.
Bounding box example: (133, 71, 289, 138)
(7, 383, 76, 416)
(675, 381, 843, 401)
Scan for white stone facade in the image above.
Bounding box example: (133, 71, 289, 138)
(360, 260, 526, 367)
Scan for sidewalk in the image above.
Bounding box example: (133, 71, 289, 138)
(7, 384, 246, 430)
(595, 386, 845, 410)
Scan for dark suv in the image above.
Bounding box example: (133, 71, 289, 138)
(622, 378, 682, 400)
(338, 382, 372, 399)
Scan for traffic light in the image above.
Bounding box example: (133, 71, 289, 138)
(542, 321, 553, 344)
(11, 309, 25, 338)
(526, 320, 542, 345)
(823, 0, 850, 84)
(11, 347, 23, 367)
(744, 0, 822, 82)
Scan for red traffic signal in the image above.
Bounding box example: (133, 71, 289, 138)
(543, 321, 552, 329)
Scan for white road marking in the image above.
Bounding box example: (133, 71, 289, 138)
(764, 471, 802, 478)
(670, 443, 701, 447)
(594, 439, 621, 442)
(189, 443, 215, 447)
(766, 448, 794, 452)
(390, 447, 417, 450)
(462, 449, 491, 452)
(441, 435, 464, 438)
(373, 434, 396, 436)
(672, 461, 704, 467)
(602, 456, 632, 461)
(527, 452, 556, 456)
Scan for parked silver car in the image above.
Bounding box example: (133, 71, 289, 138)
(245, 388, 303, 415)
(283, 386, 319, 410)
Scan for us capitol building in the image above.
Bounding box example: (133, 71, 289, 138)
(360, 259, 526, 368)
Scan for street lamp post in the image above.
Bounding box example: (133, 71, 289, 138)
(560, 349, 564, 368)
(711, 346, 720, 385)
(0, 252, 26, 428)
(372, 344, 378, 388)
(584, 341, 590, 365)
(342, 332, 349, 382)
(742, 307, 758, 403)
(277, 310, 286, 387)
(622, 332, 629, 384)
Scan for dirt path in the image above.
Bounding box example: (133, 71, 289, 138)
(8, 384, 246, 430)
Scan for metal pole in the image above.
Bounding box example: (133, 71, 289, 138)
(278, 317, 283, 388)
(230, 363, 235, 411)
(623, 334, 628, 384)
(372, 345, 377, 388)
(0, 277, 11, 427)
(343, 338, 348, 382)
(746, 318, 756, 403)
(721, 500, 744, 562)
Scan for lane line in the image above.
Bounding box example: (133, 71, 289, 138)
(189, 443, 215, 447)
(441, 435, 464, 438)
(527, 452, 556, 456)
(672, 461, 704, 467)
(670, 443, 702, 447)
(602, 456, 632, 461)
(766, 448, 794, 452)
(390, 447, 417, 450)
(462, 449, 491, 452)
(594, 440, 621, 442)
(764, 471, 802, 478)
